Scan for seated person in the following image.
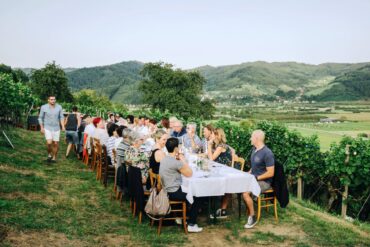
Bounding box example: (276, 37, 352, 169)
(207, 128, 233, 166)
(243, 130, 275, 229)
(116, 128, 132, 161)
(106, 123, 119, 165)
(170, 120, 187, 140)
(115, 125, 127, 149)
(124, 132, 149, 184)
(159, 137, 203, 233)
(149, 130, 168, 174)
(207, 128, 233, 219)
(92, 117, 109, 146)
(201, 124, 214, 153)
(181, 122, 202, 153)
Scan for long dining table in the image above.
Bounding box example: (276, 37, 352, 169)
(181, 153, 261, 205)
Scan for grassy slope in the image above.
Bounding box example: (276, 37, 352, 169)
(287, 121, 370, 151)
(1, 128, 369, 247)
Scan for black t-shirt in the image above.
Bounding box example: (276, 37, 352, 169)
(251, 146, 275, 184)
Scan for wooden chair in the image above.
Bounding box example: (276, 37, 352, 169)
(101, 145, 115, 187)
(257, 188, 278, 222)
(127, 165, 147, 224)
(29, 124, 38, 131)
(111, 149, 122, 200)
(82, 133, 89, 166)
(148, 170, 188, 235)
(232, 156, 245, 171)
(92, 138, 102, 177)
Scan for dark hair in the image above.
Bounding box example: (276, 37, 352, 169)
(116, 125, 127, 137)
(72, 106, 78, 112)
(139, 115, 147, 120)
(161, 118, 170, 129)
(166, 137, 179, 153)
(149, 119, 157, 125)
(48, 95, 56, 99)
(107, 123, 118, 137)
(126, 115, 134, 124)
(109, 113, 114, 118)
(82, 114, 91, 120)
(204, 124, 214, 132)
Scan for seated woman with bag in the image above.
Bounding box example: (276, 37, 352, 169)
(159, 137, 204, 233)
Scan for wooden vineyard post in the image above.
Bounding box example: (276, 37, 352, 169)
(341, 144, 350, 219)
(297, 176, 303, 200)
(199, 122, 203, 137)
(342, 185, 349, 219)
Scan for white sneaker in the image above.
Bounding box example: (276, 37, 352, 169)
(244, 215, 257, 229)
(175, 218, 182, 225)
(188, 224, 203, 233)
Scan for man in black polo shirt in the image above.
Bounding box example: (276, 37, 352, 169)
(243, 130, 275, 229)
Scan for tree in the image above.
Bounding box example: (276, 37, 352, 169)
(139, 62, 215, 119)
(0, 73, 37, 124)
(0, 64, 29, 83)
(69, 89, 128, 116)
(30, 61, 73, 102)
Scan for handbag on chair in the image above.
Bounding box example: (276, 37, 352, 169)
(145, 187, 171, 220)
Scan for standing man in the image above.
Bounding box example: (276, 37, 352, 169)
(38, 95, 65, 163)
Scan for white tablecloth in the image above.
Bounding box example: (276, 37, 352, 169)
(181, 154, 261, 204)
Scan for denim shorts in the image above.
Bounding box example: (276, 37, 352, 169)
(66, 131, 79, 144)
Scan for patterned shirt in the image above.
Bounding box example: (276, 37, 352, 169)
(106, 136, 117, 162)
(124, 146, 149, 180)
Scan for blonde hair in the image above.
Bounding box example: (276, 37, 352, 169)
(214, 128, 227, 145)
(153, 129, 167, 141)
(134, 117, 139, 125)
(169, 116, 178, 122)
(252, 129, 265, 142)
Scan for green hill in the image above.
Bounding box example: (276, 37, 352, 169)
(20, 61, 370, 104)
(312, 65, 370, 101)
(66, 61, 144, 104)
(194, 62, 369, 101)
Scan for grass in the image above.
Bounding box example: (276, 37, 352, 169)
(287, 121, 370, 151)
(1, 128, 369, 246)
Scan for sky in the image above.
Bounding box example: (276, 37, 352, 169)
(1, 0, 370, 69)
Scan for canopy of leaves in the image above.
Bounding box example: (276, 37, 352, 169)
(62, 89, 128, 116)
(139, 62, 215, 120)
(0, 73, 37, 118)
(0, 64, 29, 83)
(30, 61, 73, 102)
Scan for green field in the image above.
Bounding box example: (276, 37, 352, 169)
(214, 101, 370, 151)
(287, 122, 370, 151)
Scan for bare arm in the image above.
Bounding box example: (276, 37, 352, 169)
(38, 107, 45, 134)
(256, 166, 275, 181)
(208, 146, 224, 161)
(77, 113, 81, 128)
(178, 155, 193, 177)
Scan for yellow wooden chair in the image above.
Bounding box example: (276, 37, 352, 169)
(257, 188, 278, 222)
(148, 170, 188, 235)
